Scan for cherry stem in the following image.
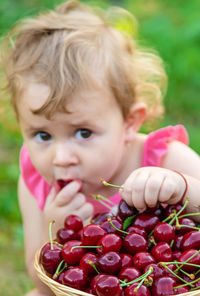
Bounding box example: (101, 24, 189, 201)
(134, 266, 154, 292)
(178, 212, 200, 219)
(162, 213, 175, 223)
(174, 276, 200, 290)
(88, 260, 100, 274)
(49, 220, 55, 251)
(161, 260, 200, 270)
(100, 178, 124, 189)
(169, 198, 189, 225)
(175, 249, 200, 272)
(70, 245, 102, 252)
(120, 266, 153, 287)
(179, 268, 195, 280)
(107, 217, 129, 235)
(176, 224, 200, 231)
(161, 263, 194, 288)
(52, 260, 66, 279)
(90, 194, 113, 210)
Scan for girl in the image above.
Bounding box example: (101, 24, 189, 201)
(1, 1, 200, 295)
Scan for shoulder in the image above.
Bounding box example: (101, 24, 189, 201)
(162, 140, 200, 178)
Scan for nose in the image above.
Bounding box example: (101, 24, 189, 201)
(53, 142, 78, 167)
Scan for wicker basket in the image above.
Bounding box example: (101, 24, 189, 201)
(34, 246, 200, 296)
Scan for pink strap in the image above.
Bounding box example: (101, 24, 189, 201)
(142, 125, 188, 167)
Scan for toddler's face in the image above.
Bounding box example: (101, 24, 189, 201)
(18, 81, 132, 196)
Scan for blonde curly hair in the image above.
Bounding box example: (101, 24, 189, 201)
(1, 0, 167, 124)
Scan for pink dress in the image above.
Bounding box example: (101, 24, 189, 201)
(20, 125, 188, 214)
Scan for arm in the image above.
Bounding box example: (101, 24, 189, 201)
(18, 175, 54, 295)
(120, 141, 200, 221)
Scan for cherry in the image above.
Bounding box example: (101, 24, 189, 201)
(143, 263, 164, 280)
(164, 203, 184, 218)
(151, 242, 173, 262)
(62, 266, 89, 290)
(175, 286, 189, 294)
(162, 263, 179, 282)
(118, 199, 136, 220)
(124, 283, 151, 296)
(61, 240, 85, 265)
(145, 205, 163, 218)
(118, 266, 141, 282)
(134, 213, 160, 234)
(176, 217, 196, 234)
(120, 253, 133, 269)
(79, 252, 98, 276)
(91, 212, 113, 224)
(123, 233, 148, 254)
(181, 230, 200, 251)
(82, 224, 106, 245)
(56, 227, 76, 244)
(172, 250, 182, 261)
(95, 275, 122, 296)
(64, 214, 83, 232)
(178, 249, 200, 272)
(151, 276, 176, 296)
(172, 234, 183, 250)
(153, 222, 175, 244)
(97, 233, 122, 255)
(132, 251, 156, 270)
(126, 225, 147, 238)
(100, 218, 123, 235)
(97, 251, 122, 274)
(90, 274, 107, 294)
(40, 242, 62, 274)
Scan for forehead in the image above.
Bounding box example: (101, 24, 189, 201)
(18, 81, 121, 118)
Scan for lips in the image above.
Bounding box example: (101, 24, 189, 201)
(55, 179, 82, 192)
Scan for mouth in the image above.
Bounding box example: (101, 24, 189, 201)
(56, 179, 82, 192)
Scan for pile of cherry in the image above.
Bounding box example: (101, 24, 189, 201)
(40, 198, 200, 296)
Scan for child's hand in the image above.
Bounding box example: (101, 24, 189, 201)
(119, 167, 187, 212)
(43, 181, 93, 237)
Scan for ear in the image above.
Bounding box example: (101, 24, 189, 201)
(124, 102, 147, 144)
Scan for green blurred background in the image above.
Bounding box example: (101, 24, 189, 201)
(0, 0, 200, 294)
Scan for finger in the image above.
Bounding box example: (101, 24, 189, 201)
(120, 173, 138, 206)
(55, 181, 82, 206)
(144, 174, 164, 208)
(158, 177, 176, 203)
(131, 171, 150, 211)
(74, 202, 94, 221)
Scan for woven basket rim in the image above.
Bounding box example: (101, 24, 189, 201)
(34, 243, 200, 296)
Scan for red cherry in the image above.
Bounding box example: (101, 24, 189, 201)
(123, 233, 148, 254)
(176, 217, 196, 234)
(97, 251, 122, 274)
(151, 276, 176, 296)
(61, 240, 85, 265)
(79, 252, 98, 276)
(40, 242, 62, 274)
(162, 263, 179, 282)
(172, 234, 183, 250)
(178, 249, 200, 272)
(95, 275, 122, 296)
(175, 286, 189, 294)
(91, 212, 113, 224)
(56, 228, 76, 244)
(172, 250, 182, 261)
(64, 215, 83, 232)
(153, 222, 175, 244)
(124, 283, 151, 296)
(118, 199, 136, 220)
(151, 242, 173, 262)
(97, 233, 122, 255)
(90, 274, 107, 294)
(118, 266, 141, 282)
(120, 253, 133, 269)
(82, 224, 106, 245)
(181, 231, 200, 251)
(143, 263, 164, 280)
(100, 218, 123, 235)
(134, 213, 160, 234)
(132, 251, 156, 270)
(164, 203, 184, 218)
(62, 266, 89, 290)
(126, 225, 147, 238)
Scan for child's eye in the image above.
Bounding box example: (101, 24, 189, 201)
(75, 128, 92, 140)
(35, 131, 52, 142)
